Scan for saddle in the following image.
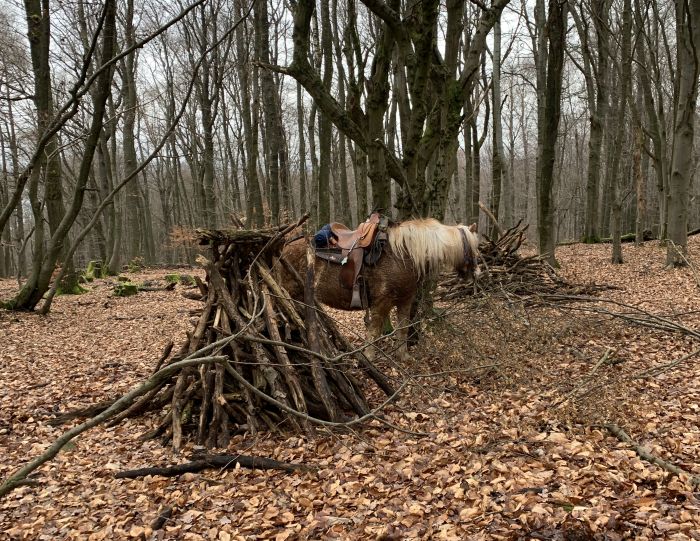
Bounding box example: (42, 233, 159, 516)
(318, 213, 384, 308)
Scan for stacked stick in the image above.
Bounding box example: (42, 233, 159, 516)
(109, 216, 392, 451)
(438, 222, 611, 301)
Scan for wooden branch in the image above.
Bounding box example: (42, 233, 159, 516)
(632, 347, 700, 379)
(478, 200, 504, 238)
(262, 287, 308, 417)
(0, 356, 228, 499)
(605, 423, 700, 487)
(303, 243, 339, 421)
(256, 262, 306, 330)
(115, 453, 312, 479)
(222, 358, 410, 429)
(152, 341, 174, 373)
(47, 398, 117, 426)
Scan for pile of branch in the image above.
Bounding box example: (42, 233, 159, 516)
(437, 222, 612, 301)
(50, 214, 393, 453)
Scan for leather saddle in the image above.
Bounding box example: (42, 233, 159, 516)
(317, 213, 383, 308)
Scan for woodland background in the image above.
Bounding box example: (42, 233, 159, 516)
(0, 0, 699, 310)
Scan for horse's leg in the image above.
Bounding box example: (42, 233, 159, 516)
(395, 296, 415, 363)
(365, 301, 391, 362)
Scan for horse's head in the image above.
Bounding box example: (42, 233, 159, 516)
(455, 223, 481, 281)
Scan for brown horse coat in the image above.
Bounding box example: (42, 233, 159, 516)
(278, 219, 479, 362)
(279, 237, 418, 312)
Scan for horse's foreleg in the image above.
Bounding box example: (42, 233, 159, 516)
(395, 298, 414, 363)
(365, 303, 390, 362)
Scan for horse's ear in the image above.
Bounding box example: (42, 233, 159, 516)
(468, 223, 478, 233)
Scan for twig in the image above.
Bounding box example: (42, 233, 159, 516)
(0, 355, 228, 499)
(605, 423, 700, 487)
(116, 453, 313, 479)
(478, 200, 504, 237)
(554, 348, 612, 408)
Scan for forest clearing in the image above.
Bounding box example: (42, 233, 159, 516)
(2, 238, 700, 540)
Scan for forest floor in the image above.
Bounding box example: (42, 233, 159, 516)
(2, 239, 700, 540)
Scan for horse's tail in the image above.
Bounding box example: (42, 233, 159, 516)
(388, 219, 467, 278)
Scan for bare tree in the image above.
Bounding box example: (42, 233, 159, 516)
(536, 0, 568, 266)
(10, 0, 117, 310)
(280, 0, 509, 221)
(667, 0, 700, 265)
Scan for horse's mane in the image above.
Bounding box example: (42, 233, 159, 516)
(387, 218, 479, 277)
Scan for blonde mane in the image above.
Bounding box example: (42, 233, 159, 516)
(388, 218, 480, 277)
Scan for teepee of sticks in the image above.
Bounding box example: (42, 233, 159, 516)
(118, 215, 394, 451)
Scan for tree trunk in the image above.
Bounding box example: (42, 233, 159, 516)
(24, 0, 81, 293)
(122, 0, 142, 262)
(667, 0, 700, 266)
(317, 0, 333, 225)
(236, 0, 262, 227)
(491, 17, 504, 233)
(609, 0, 632, 264)
(536, 0, 567, 267)
(256, 0, 281, 223)
(634, 126, 646, 246)
(11, 0, 117, 310)
(297, 83, 309, 213)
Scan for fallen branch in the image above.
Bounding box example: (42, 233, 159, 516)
(537, 295, 700, 340)
(478, 200, 504, 238)
(0, 355, 228, 499)
(139, 282, 176, 292)
(632, 347, 700, 379)
(116, 453, 313, 479)
(47, 398, 118, 426)
(605, 423, 700, 487)
(437, 221, 612, 301)
(554, 348, 612, 408)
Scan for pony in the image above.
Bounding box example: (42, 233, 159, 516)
(278, 218, 480, 362)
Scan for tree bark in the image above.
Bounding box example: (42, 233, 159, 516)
(10, 0, 117, 310)
(667, 0, 700, 265)
(537, 0, 568, 267)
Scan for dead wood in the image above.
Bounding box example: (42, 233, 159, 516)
(104, 213, 393, 449)
(138, 282, 176, 292)
(437, 221, 614, 302)
(181, 291, 206, 301)
(115, 453, 312, 479)
(0, 355, 228, 499)
(47, 398, 117, 426)
(605, 423, 700, 487)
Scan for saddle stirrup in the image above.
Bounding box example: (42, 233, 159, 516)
(350, 282, 362, 309)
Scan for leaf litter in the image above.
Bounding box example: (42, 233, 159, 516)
(1, 238, 700, 540)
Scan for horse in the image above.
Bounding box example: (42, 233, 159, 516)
(277, 218, 480, 362)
